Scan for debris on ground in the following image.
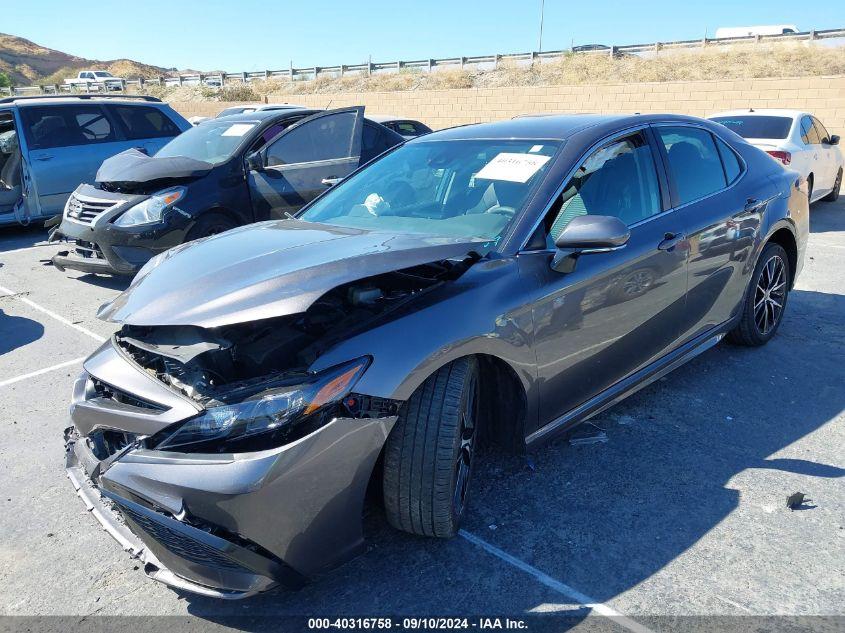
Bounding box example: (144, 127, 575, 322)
(569, 422, 609, 446)
(786, 492, 812, 510)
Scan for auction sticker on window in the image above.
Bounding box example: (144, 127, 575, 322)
(221, 123, 256, 137)
(475, 152, 551, 183)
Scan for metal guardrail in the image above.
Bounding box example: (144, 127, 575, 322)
(1, 27, 843, 97)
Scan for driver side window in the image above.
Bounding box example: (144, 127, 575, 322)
(266, 112, 358, 167)
(542, 132, 661, 247)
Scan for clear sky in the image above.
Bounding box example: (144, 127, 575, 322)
(5, 0, 845, 73)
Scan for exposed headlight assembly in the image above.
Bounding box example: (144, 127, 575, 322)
(153, 357, 371, 453)
(113, 187, 186, 227)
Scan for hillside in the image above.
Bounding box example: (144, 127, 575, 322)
(0, 33, 167, 85)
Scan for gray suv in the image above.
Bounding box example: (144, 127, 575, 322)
(0, 95, 190, 227)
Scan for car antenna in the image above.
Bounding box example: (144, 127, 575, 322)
(326, 99, 333, 110)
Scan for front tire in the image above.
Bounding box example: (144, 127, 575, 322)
(185, 212, 237, 242)
(727, 243, 790, 346)
(823, 168, 842, 202)
(383, 357, 479, 538)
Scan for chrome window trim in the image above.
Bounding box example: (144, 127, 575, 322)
(518, 121, 751, 252)
(652, 121, 748, 208)
(517, 124, 658, 252)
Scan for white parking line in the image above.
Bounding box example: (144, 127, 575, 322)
(459, 530, 655, 633)
(0, 285, 106, 343)
(0, 356, 86, 388)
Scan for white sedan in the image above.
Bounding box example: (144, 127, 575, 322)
(709, 109, 843, 204)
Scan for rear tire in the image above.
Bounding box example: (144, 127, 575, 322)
(185, 212, 237, 242)
(823, 168, 842, 202)
(383, 357, 479, 538)
(727, 243, 790, 346)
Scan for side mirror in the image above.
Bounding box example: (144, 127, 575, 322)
(828, 135, 840, 146)
(551, 215, 630, 273)
(246, 151, 264, 172)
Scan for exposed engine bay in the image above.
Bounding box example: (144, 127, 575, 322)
(115, 257, 476, 405)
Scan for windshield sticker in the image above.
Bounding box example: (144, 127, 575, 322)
(475, 152, 551, 183)
(529, 145, 544, 153)
(221, 123, 256, 137)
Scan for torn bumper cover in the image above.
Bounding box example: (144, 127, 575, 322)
(65, 345, 397, 598)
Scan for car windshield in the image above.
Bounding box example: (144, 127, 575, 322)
(217, 107, 255, 118)
(711, 115, 793, 139)
(155, 119, 258, 164)
(299, 139, 560, 243)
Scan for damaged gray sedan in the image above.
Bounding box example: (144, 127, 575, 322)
(66, 114, 807, 598)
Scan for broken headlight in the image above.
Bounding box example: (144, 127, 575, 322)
(113, 187, 186, 227)
(153, 357, 370, 453)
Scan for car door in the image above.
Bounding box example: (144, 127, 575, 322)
(247, 107, 364, 220)
(523, 128, 689, 426)
(18, 104, 129, 216)
(812, 117, 838, 194)
(654, 124, 770, 343)
(799, 115, 826, 197)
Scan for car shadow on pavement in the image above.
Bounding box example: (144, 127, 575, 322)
(809, 198, 845, 233)
(0, 306, 44, 355)
(172, 289, 844, 624)
(0, 225, 50, 253)
(70, 273, 132, 291)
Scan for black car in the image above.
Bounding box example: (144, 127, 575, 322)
(50, 106, 404, 275)
(66, 113, 808, 598)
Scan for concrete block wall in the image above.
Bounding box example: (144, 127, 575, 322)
(169, 74, 845, 138)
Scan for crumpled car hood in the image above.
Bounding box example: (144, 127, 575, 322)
(96, 148, 213, 184)
(98, 219, 486, 328)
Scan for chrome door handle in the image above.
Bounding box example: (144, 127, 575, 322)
(321, 177, 343, 187)
(658, 232, 686, 251)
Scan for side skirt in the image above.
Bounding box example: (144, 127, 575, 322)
(525, 322, 733, 449)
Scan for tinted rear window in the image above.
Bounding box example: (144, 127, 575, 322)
(21, 105, 117, 149)
(111, 105, 180, 140)
(710, 116, 792, 140)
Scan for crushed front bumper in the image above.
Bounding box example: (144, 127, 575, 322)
(65, 429, 290, 598)
(65, 410, 396, 597)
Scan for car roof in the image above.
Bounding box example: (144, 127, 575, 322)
(215, 107, 317, 122)
(368, 115, 421, 123)
(2, 96, 164, 107)
(411, 113, 711, 142)
(709, 109, 808, 119)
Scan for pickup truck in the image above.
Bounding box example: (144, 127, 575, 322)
(64, 71, 125, 91)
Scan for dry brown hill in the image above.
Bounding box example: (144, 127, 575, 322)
(0, 33, 168, 86)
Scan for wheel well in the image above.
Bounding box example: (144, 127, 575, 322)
(201, 206, 240, 226)
(362, 353, 528, 513)
(475, 354, 528, 452)
(767, 227, 798, 288)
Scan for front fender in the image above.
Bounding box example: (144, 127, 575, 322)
(308, 258, 537, 404)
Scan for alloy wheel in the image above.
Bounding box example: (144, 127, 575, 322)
(452, 374, 478, 518)
(753, 255, 786, 335)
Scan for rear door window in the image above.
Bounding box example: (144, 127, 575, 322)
(811, 117, 831, 144)
(111, 105, 181, 140)
(21, 105, 117, 149)
(657, 126, 727, 206)
(800, 116, 821, 145)
(361, 123, 400, 163)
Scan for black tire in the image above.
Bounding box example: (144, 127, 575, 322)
(185, 212, 237, 242)
(823, 168, 842, 202)
(383, 357, 479, 538)
(727, 243, 790, 346)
